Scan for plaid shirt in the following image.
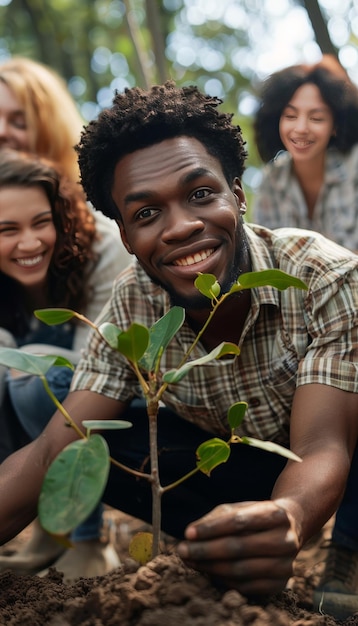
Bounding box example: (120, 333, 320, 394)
(72, 224, 358, 446)
(252, 145, 358, 252)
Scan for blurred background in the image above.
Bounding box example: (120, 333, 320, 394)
(0, 0, 357, 212)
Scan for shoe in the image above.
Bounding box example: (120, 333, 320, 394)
(313, 541, 358, 619)
(0, 518, 65, 575)
(38, 539, 121, 582)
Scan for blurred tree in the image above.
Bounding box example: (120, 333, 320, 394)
(0, 0, 356, 206)
(2, 0, 355, 112)
(301, 0, 339, 56)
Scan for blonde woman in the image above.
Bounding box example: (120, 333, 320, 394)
(0, 56, 83, 182)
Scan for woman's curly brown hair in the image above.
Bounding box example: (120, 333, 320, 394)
(76, 81, 248, 221)
(0, 149, 97, 336)
(254, 55, 358, 163)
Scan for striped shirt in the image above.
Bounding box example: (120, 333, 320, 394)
(252, 145, 358, 252)
(72, 224, 358, 447)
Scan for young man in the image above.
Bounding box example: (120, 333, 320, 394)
(0, 82, 358, 620)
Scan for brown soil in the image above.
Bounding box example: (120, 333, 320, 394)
(0, 513, 357, 626)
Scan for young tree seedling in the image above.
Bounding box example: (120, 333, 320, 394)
(0, 269, 306, 561)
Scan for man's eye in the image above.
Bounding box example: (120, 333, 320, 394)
(136, 208, 157, 220)
(191, 188, 211, 200)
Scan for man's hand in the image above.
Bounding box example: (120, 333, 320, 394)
(176, 500, 300, 597)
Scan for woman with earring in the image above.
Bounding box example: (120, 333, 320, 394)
(252, 55, 358, 253)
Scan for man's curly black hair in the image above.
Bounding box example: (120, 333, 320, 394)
(76, 81, 248, 221)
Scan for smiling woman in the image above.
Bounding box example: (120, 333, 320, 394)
(0, 148, 131, 579)
(252, 55, 358, 252)
(0, 185, 56, 296)
(0, 149, 98, 341)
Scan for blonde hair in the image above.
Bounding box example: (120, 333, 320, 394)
(0, 57, 84, 182)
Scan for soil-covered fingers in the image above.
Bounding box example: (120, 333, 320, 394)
(182, 554, 294, 597)
(183, 501, 291, 541)
(177, 525, 298, 563)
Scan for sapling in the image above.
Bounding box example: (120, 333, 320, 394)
(0, 269, 307, 561)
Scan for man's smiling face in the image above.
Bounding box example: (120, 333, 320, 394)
(112, 136, 248, 310)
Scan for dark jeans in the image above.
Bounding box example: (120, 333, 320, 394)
(102, 402, 288, 539)
(0, 389, 30, 463)
(333, 446, 358, 551)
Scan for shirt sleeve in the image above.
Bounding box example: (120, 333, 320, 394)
(297, 260, 358, 391)
(71, 272, 147, 402)
(72, 211, 132, 352)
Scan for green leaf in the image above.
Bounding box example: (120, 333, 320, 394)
(139, 307, 185, 372)
(196, 438, 231, 475)
(99, 322, 149, 362)
(0, 348, 74, 375)
(163, 341, 240, 383)
(34, 308, 77, 325)
(195, 273, 221, 299)
(117, 323, 149, 362)
(38, 435, 110, 535)
(237, 269, 308, 291)
(82, 419, 133, 431)
(228, 401, 248, 429)
(99, 322, 124, 350)
(241, 436, 302, 462)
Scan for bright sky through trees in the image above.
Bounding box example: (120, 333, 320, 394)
(167, 0, 357, 84)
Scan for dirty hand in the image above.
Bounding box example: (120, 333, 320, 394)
(176, 500, 300, 597)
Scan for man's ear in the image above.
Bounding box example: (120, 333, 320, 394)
(232, 178, 247, 215)
(116, 220, 134, 254)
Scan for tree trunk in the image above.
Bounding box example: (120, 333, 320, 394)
(301, 0, 338, 56)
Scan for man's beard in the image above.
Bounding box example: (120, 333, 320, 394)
(147, 222, 250, 311)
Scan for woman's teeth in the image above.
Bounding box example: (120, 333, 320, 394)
(16, 254, 43, 267)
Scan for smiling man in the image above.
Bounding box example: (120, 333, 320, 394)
(112, 137, 249, 310)
(0, 81, 358, 620)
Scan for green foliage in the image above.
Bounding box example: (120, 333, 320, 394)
(139, 306, 185, 372)
(100, 322, 149, 362)
(196, 438, 231, 476)
(38, 435, 110, 535)
(0, 348, 74, 376)
(35, 309, 77, 325)
(195, 273, 221, 299)
(227, 401, 248, 430)
(82, 420, 133, 433)
(194, 269, 307, 301)
(237, 269, 308, 291)
(0, 268, 307, 558)
(163, 341, 240, 384)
